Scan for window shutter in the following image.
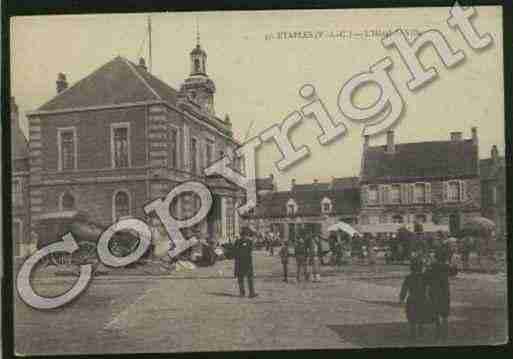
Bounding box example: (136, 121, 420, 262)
(409, 184, 415, 204)
(401, 184, 408, 204)
(425, 182, 432, 203)
(378, 185, 384, 205)
(459, 180, 466, 202)
(362, 185, 368, 206)
(443, 181, 448, 202)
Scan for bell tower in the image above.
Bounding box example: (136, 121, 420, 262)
(180, 24, 216, 115)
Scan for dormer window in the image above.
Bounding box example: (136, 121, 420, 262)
(286, 199, 298, 216)
(321, 197, 332, 214)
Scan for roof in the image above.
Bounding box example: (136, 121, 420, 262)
(38, 56, 166, 112)
(34, 56, 235, 136)
(293, 182, 331, 192)
(250, 188, 360, 218)
(361, 139, 479, 182)
(331, 176, 359, 190)
(479, 157, 505, 180)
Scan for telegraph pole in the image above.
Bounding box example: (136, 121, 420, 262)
(148, 16, 152, 73)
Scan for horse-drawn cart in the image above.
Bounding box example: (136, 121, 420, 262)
(34, 211, 141, 266)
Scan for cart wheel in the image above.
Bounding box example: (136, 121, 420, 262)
(72, 241, 97, 264)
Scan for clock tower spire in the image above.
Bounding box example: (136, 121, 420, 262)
(180, 22, 216, 115)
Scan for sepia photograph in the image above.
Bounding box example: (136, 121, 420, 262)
(8, 5, 508, 355)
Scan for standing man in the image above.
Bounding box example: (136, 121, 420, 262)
(234, 228, 258, 298)
(278, 240, 290, 282)
(424, 249, 458, 341)
(295, 235, 308, 282)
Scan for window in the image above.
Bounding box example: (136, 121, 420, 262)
(286, 199, 297, 216)
(492, 186, 497, 204)
(169, 127, 179, 169)
(12, 179, 23, 206)
(58, 128, 76, 171)
(61, 192, 75, 211)
(360, 215, 369, 225)
(379, 214, 388, 224)
(447, 181, 460, 201)
(321, 197, 332, 214)
(392, 214, 404, 224)
(368, 185, 378, 205)
(113, 190, 130, 221)
(390, 185, 401, 204)
(205, 138, 214, 166)
(190, 138, 198, 174)
(111, 124, 130, 168)
(194, 58, 201, 73)
(414, 183, 426, 203)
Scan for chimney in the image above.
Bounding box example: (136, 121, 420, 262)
(291, 178, 296, 190)
(138, 57, 147, 71)
(386, 130, 395, 153)
(450, 131, 462, 141)
(471, 127, 478, 146)
(363, 135, 370, 152)
(491, 145, 499, 162)
(56, 73, 68, 93)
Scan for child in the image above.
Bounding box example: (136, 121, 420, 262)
(399, 259, 430, 341)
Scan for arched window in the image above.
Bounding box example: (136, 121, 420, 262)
(113, 190, 130, 221)
(194, 58, 201, 73)
(61, 192, 75, 211)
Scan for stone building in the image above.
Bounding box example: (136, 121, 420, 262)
(26, 41, 242, 245)
(243, 177, 360, 241)
(480, 145, 506, 238)
(359, 129, 482, 236)
(11, 97, 31, 258)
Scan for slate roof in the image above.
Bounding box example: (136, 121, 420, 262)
(332, 176, 359, 191)
(34, 56, 235, 136)
(361, 139, 479, 181)
(293, 182, 331, 192)
(38, 57, 165, 112)
(251, 188, 360, 218)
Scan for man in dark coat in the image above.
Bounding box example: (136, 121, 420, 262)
(424, 249, 458, 341)
(234, 228, 258, 298)
(400, 259, 431, 340)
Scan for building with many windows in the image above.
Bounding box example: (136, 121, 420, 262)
(359, 129, 482, 235)
(26, 41, 242, 247)
(243, 177, 360, 241)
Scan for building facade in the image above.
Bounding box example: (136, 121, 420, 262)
(480, 145, 506, 238)
(11, 97, 31, 258)
(26, 42, 242, 248)
(243, 177, 360, 241)
(359, 129, 482, 236)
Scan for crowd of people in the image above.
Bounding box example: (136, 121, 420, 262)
(231, 226, 490, 341)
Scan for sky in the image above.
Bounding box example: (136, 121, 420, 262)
(10, 6, 504, 190)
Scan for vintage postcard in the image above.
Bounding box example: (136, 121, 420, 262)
(9, 6, 507, 355)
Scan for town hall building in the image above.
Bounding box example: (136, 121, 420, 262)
(25, 40, 243, 246)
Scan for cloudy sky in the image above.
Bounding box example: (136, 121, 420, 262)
(11, 6, 504, 190)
